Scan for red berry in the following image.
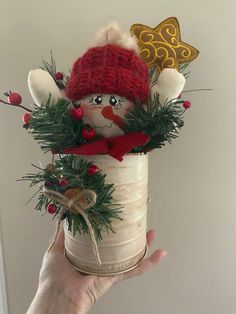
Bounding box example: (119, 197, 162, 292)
(59, 177, 69, 186)
(47, 204, 57, 214)
(87, 164, 99, 176)
(82, 125, 96, 140)
(8, 93, 22, 105)
(23, 113, 31, 124)
(55, 72, 64, 80)
(183, 100, 191, 109)
(71, 107, 84, 120)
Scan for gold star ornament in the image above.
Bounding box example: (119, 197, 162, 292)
(130, 17, 199, 72)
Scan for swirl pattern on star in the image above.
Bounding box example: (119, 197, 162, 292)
(130, 17, 199, 72)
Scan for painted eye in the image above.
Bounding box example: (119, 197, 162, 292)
(93, 95, 103, 105)
(109, 96, 119, 106)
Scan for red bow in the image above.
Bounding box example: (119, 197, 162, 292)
(54, 132, 150, 161)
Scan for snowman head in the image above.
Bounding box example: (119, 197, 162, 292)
(74, 93, 133, 137)
(66, 23, 150, 137)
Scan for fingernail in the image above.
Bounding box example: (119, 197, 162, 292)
(161, 251, 168, 259)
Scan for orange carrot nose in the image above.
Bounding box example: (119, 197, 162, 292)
(101, 106, 126, 130)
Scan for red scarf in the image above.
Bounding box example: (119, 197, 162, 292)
(53, 132, 150, 161)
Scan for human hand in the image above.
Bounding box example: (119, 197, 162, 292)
(27, 223, 167, 314)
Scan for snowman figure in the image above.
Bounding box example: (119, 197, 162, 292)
(28, 23, 186, 139)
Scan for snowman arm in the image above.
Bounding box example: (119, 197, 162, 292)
(152, 68, 186, 105)
(28, 69, 64, 107)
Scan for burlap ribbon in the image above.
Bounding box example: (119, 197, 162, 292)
(43, 187, 101, 265)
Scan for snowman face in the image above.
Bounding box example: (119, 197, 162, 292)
(77, 94, 134, 137)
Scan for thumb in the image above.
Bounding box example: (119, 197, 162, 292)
(50, 222, 65, 253)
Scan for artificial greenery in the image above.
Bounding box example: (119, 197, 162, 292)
(20, 155, 122, 241)
(40, 51, 69, 89)
(28, 93, 185, 154)
(126, 93, 185, 152)
(29, 97, 94, 153)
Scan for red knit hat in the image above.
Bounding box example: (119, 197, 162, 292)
(66, 44, 149, 103)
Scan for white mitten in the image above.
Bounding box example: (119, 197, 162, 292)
(152, 68, 186, 105)
(28, 69, 63, 106)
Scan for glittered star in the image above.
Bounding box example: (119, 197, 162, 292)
(130, 17, 199, 72)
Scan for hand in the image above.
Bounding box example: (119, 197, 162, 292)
(27, 223, 167, 314)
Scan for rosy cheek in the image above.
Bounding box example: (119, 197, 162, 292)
(80, 103, 100, 119)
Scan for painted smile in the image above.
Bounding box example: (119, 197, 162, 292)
(84, 114, 115, 130)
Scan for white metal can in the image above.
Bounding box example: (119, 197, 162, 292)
(64, 153, 148, 275)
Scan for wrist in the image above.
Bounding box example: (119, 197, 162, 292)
(27, 283, 86, 314)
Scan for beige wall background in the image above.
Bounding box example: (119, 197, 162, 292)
(0, 0, 236, 313)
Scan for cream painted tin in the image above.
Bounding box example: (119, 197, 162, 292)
(64, 153, 148, 275)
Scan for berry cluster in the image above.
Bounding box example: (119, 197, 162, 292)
(45, 163, 99, 214)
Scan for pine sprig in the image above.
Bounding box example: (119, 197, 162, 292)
(40, 51, 69, 89)
(125, 93, 185, 152)
(28, 94, 186, 154)
(20, 155, 122, 241)
(149, 67, 159, 87)
(28, 98, 87, 152)
(179, 63, 190, 78)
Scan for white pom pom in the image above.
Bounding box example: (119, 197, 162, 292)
(94, 22, 138, 52)
(28, 69, 63, 106)
(152, 68, 186, 105)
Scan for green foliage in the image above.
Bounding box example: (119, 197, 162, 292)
(179, 63, 190, 78)
(29, 98, 87, 152)
(40, 51, 69, 89)
(20, 155, 122, 241)
(149, 67, 159, 87)
(28, 94, 185, 154)
(125, 94, 185, 152)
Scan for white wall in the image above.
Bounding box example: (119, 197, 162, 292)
(0, 0, 236, 313)
(0, 225, 8, 314)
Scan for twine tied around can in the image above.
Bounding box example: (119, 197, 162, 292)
(43, 187, 102, 265)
